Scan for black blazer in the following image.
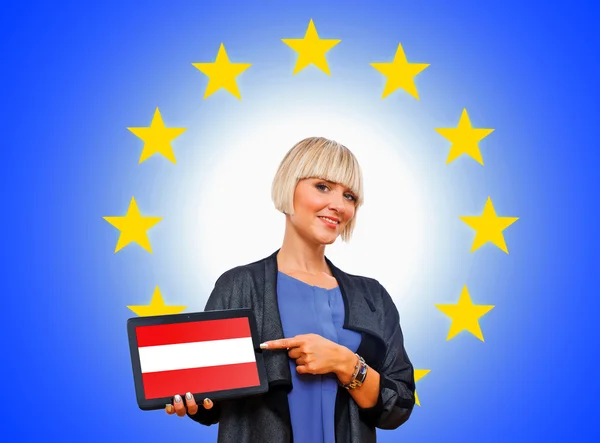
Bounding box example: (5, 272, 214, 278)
(188, 249, 415, 442)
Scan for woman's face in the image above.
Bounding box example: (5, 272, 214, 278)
(289, 178, 357, 245)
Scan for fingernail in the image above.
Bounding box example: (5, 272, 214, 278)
(165, 404, 172, 412)
(260, 343, 268, 349)
(203, 398, 210, 405)
(186, 392, 193, 401)
(174, 394, 182, 403)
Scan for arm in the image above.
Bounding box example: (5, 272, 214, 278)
(342, 285, 416, 430)
(335, 349, 381, 409)
(260, 281, 415, 429)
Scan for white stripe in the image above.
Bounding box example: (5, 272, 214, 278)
(139, 337, 256, 373)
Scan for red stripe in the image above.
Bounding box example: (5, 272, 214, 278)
(136, 318, 251, 347)
(142, 362, 260, 399)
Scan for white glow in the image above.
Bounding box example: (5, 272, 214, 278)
(184, 104, 433, 309)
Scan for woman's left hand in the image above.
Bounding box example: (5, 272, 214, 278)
(261, 333, 353, 376)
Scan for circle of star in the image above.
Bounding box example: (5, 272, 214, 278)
(109, 21, 523, 411)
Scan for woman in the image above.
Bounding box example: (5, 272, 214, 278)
(166, 136, 416, 442)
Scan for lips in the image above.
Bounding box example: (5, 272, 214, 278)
(318, 216, 340, 225)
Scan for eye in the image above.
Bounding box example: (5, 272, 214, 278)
(344, 193, 356, 201)
(316, 183, 330, 192)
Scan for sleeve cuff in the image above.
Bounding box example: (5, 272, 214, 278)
(357, 374, 386, 425)
(186, 402, 220, 425)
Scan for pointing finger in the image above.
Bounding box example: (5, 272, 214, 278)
(260, 337, 299, 350)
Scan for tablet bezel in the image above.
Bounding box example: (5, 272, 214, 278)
(127, 309, 269, 411)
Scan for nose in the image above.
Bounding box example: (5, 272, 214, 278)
(327, 190, 346, 214)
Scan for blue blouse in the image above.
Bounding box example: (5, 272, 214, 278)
(276, 271, 362, 443)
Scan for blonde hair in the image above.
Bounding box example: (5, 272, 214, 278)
(271, 136, 364, 242)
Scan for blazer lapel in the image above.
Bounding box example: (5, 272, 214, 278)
(261, 250, 293, 389)
(326, 256, 387, 371)
(261, 250, 294, 435)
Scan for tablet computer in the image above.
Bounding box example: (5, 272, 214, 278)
(127, 309, 268, 411)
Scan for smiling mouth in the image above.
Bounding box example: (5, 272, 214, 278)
(318, 216, 340, 225)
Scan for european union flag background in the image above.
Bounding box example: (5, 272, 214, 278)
(3, 1, 598, 442)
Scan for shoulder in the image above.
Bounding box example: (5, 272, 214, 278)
(213, 253, 274, 284)
(206, 254, 275, 310)
(333, 265, 395, 309)
(339, 267, 380, 286)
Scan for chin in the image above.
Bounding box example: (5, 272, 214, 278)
(314, 234, 338, 245)
(307, 226, 340, 246)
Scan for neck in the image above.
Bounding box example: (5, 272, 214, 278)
(277, 219, 330, 275)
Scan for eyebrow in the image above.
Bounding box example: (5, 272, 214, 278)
(319, 179, 355, 194)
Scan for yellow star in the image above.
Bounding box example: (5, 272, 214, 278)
(281, 19, 341, 75)
(460, 197, 519, 253)
(414, 369, 430, 407)
(103, 197, 162, 253)
(436, 286, 494, 341)
(370, 43, 429, 99)
(192, 43, 251, 99)
(435, 109, 495, 165)
(127, 286, 187, 316)
(127, 108, 186, 164)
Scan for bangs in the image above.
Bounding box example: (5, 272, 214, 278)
(293, 141, 363, 206)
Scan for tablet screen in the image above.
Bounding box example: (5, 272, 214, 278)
(132, 315, 263, 402)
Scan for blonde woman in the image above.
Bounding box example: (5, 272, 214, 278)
(166, 137, 415, 442)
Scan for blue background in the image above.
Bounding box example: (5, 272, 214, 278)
(3, 0, 598, 442)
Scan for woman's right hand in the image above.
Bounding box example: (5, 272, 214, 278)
(165, 392, 214, 417)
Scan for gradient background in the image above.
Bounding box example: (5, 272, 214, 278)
(3, 0, 598, 442)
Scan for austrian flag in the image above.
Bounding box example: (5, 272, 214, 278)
(130, 315, 265, 404)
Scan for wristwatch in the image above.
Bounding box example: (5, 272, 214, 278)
(342, 354, 368, 390)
